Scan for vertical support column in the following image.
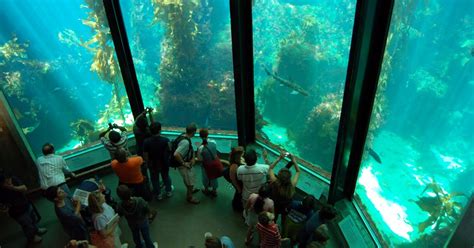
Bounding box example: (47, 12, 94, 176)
(230, 0, 255, 146)
(328, 0, 394, 204)
(103, 0, 144, 118)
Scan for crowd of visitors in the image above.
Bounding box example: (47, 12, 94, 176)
(0, 108, 337, 248)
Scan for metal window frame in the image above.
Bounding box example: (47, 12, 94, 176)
(103, 0, 144, 118)
(230, 0, 256, 146)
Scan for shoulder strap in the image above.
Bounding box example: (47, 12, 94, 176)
(204, 145, 215, 158)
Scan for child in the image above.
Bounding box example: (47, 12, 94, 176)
(256, 211, 281, 248)
(285, 195, 316, 243)
(116, 185, 158, 248)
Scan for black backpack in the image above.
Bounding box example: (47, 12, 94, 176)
(169, 134, 193, 168)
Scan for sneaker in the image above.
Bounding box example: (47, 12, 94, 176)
(187, 197, 200, 204)
(153, 242, 159, 248)
(37, 227, 47, 235)
(202, 189, 211, 196)
(210, 190, 217, 197)
(165, 191, 173, 198)
(31, 235, 42, 243)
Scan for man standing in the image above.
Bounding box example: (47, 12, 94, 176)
(0, 171, 47, 243)
(99, 123, 129, 159)
(36, 143, 75, 195)
(143, 122, 173, 200)
(173, 123, 200, 204)
(237, 149, 269, 206)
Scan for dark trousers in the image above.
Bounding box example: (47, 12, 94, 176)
(13, 205, 39, 240)
(130, 220, 154, 248)
(232, 188, 243, 211)
(149, 166, 172, 196)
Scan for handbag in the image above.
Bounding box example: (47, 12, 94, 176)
(203, 146, 224, 179)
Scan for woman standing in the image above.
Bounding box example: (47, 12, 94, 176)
(269, 152, 301, 236)
(197, 128, 223, 197)
(244, 183, 274, 246)
(88, 191, 126, 248)
(223, 146, 245, 211)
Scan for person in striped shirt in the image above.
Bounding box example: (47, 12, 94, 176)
(36, 143, 75, 195)
(256, 211, 282, 248)
(99, 123, 130, 159)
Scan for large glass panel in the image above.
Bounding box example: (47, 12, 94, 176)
(253, 0, 356, 176)
(120, 0, 236, 132)
(355, 1, 474, 246)
(0, 0, 132, 156)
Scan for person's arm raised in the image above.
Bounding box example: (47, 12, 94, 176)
(268, 152, 285, 182)
(290, 154, 300, 186)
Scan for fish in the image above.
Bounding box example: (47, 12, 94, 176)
(290, 90, 298, 95)
(22, 122, 40, 135)
(368, 148, 382, 164)
(262, 64, 309, 96)
(53, 87, 62, 92)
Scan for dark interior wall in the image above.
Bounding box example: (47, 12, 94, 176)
(0, 100, 39, 189)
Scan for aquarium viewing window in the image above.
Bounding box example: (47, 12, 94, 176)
(252, 0, 356, 178)
(354, 0, 474, 246)
(120, 0, 237, 132)
(0, 0, 472, 246)
(0, 0, 132, 157)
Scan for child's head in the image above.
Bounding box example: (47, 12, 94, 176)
(319, 205, 337, 222)
(204, 232, 221, 248)
(116, 185, 132, 202)
(313, 224, 330, 245)
(302, 195, 316, 211)
(258, 211, 275, 225)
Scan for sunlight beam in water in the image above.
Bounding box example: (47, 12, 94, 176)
(359, 166, 413, 241)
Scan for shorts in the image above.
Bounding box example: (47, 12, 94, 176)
(178, 166, 195, 187)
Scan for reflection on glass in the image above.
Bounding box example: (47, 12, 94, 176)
(253, 0, 356, 175)
(355, 1, 474, 246)
(121, 0, 236, 131)
(0, 0, 132, 156)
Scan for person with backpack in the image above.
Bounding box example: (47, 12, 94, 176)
(116, 185, 158, 248)
(172, 123, 200, 204)
(196, 128, 223, 197)
(143, 122, 173, 200)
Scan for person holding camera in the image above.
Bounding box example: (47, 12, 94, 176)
(133, 107, 154, 158)
(268, 151, 301, 236)
(99, 122, 129, 160)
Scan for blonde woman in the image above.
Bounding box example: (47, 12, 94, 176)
(268, 152, 300, 235)
(88, 191, 127, 248)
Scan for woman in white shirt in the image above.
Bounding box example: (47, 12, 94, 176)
(88, 191, 126, 248)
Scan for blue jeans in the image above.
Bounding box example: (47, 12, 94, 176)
(13, 205, 39, 240)
(130, 220, 154, 248)
(149, 166, 171, 195)
(201, 166, 218, 190)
